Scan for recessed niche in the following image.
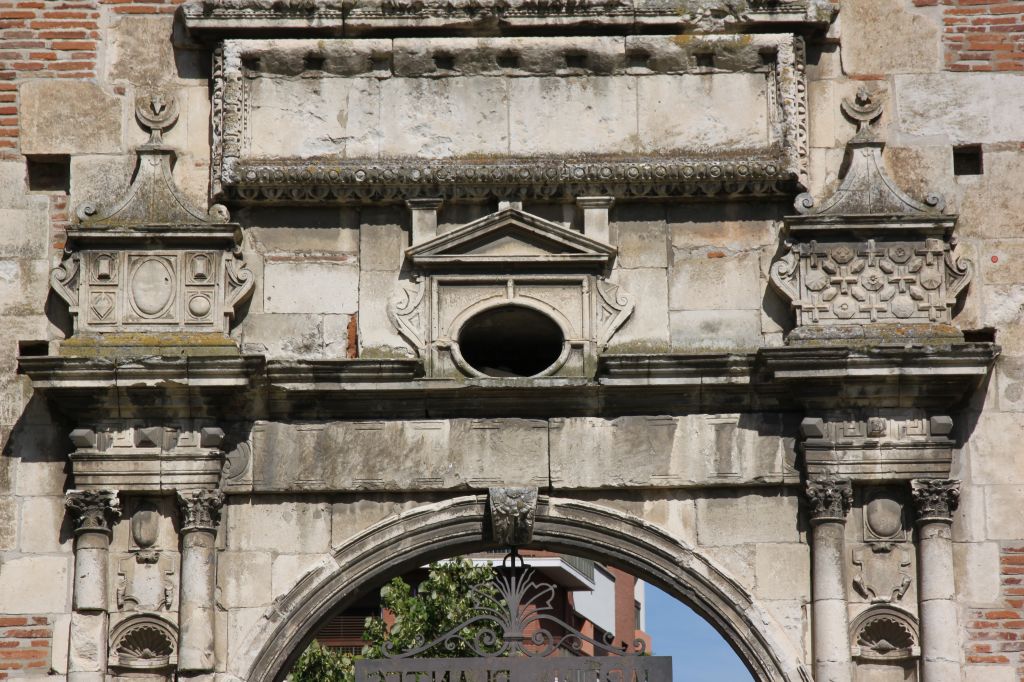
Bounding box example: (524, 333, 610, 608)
(458, 306, 564, 378)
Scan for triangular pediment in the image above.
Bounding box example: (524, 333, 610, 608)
(406, 208, 616, 271)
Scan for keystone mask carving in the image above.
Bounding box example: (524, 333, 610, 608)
(489, 487, 538, 547)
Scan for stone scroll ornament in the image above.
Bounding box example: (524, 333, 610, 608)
(50, 91, 254, 337)
(488, 487, 538, 547)
(770, 88, 973, 335)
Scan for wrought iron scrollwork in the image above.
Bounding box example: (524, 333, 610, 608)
(381, 549, 647, 660)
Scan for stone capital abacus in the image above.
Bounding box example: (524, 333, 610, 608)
(65, 489, 121, 536)
(177, 489, 225, 533)
(911, 478, 960, 524)
(805, 478, 853, 524)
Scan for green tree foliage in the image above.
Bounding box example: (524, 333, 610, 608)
(291, 558, 499, 682)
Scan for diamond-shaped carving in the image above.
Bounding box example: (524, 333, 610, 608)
(91, 292, 114, 320)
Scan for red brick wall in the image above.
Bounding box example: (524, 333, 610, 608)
(0, 617, 52, 679)
(911, 0, 1024, 72)
(965, 545, 1024, 676)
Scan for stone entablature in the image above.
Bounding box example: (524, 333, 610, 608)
(210, 33, 807, 203)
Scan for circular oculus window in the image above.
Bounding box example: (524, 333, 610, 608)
(457, 305, 565, 378)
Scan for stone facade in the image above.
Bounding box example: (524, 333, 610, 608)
(0, 0, 1022, 681)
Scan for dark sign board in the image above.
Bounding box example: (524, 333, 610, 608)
(354, 656, 673, 681)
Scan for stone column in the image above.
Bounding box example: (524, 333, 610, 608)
(911, 479, 961, 682)
(577, 196, 614, 243)
(406, 198, 443, 245)
(65, 489, 121, 682)
(806, 478, 854, 682)
(177, 489, 225, 673)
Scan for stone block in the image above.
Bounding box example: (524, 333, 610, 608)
(322, 314, 352, 358)
(839, 0, 940, 75)
(509, 77, 637, 156)
(217, 552, 272, 609)
(609, 208, 669, 269)
(637, 74, 769, 151)
(108, 15, 176, 86)
(807, 79, 838, 149)
(984, 485, 1024, 540)
(965, 665, 1016, 682)
(756, 543, 810, 601)
(702, 544, 756, 593)
(226, 607, 267, 674)
(49, 613, 71, 675)
(604, 268, 669, 353)
(957, 151, 1024, 240)
(68, 611, 104, 673)
(669, 309, 762, 352)
(239, 313, 323, 359)
(895, 73, 1024, 145)
(359, 214, 408, 272)
(19, 495, 72, 553)
(70, 155, 135, 213)
(964, 411, 1024, 485)
(883, 146, 957, 214)
(952, 479, 987, 543)
(0, 555, 71, 613)
(0, 207, 48, 259)
(670, 250, 761, 311)
(249, 224, 360, 254)
(225, 498, 332, 554)
(995, 358, 1024, 413)
(953, 541, 1001, 604)
(0, 259, 49, 317)
(380, 77, 507, 158)
(980, 240, 1024, 286)
(696, 491, 800, 545)
(0, 495, 14, 550)
(667, 205, 779, 251)
(358, 270, 415, 358)
(271, 553, 331, 597)
(981, 285, 1024, 354)
(20, 81, 124, 155)
(331, 493, 442, 549)
(263, 258, 358, 314)
(578, 491, 697, 547)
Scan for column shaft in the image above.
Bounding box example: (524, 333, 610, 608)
(177, 490, 225, 674)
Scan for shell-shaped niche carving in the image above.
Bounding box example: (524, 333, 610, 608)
(851, 606, 919, 662)
(109, 615, 177, 670)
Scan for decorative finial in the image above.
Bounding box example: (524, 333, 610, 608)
(136, 91, 179, 144)
(841, 87, 884, 134)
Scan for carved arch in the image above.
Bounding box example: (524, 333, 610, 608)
(234, 495, 808, 682)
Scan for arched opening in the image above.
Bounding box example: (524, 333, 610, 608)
(457, 305, 565, 377)
(238, 496, 803, 682)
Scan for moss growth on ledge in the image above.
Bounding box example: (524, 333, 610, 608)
(59, 333, 241, 359)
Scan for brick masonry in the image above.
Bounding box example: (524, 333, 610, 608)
(910, 0, 1024, 72)
(0, 616, 52, 678)
(965, 546, 1024, 677)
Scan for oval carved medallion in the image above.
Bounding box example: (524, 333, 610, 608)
(131, 258, 174, 317)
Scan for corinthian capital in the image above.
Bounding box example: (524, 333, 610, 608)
(911, 479, 960, 523)
(805, 478, 853, 523)
(65, 489, 121, 536)
(177, 489, 225, 532)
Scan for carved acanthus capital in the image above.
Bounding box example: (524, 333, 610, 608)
(911, 479, 960, 523)
(488, 487, 538, 547)
(805, 478, 853, 523)
(177, 490, 225, 533)
(66, 489, 121, 536)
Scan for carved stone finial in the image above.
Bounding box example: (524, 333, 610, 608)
(177, 490, 225, 532)
(66, 489, 121, 536)
(805, 478, 853, 523)
(488, 487, 538, 546)
(910, 479, 960, 523)
(136, 91, 179, 145)
(841, 87, 884, 133)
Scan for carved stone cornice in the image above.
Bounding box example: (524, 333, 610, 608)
(66, 489, 122, 536)
(488, 487, 538, 546)
(910, 479, 959, 524)
(805, 478, 853, 523)
(177, 490, 225, 533)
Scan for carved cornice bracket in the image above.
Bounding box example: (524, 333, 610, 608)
(66, 489, 122, 536)
(910, 478, 959, 524)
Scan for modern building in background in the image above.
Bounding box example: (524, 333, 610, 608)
(316, 552, 651, 657)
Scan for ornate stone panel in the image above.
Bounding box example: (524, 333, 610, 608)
(210, 34, 807, 203)
(50, 92, 255, 338)
(769, 89, 972, 343)
(388, 208, 633, 378)
(108, 614, 178, 673)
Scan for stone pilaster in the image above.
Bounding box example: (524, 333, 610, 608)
(911, 479, 961, 682)
(177, 489, 225, 673)
(407, 198, 443, 245)
(65, 489, 121, 682)
(805, 478, 854, 682)
(577, 196, 614, 243)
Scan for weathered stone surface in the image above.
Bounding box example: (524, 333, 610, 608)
(604, 267, 670, 352)
(0, 556, 71, 613)
(108, 15, 176, 86)
(225, 499, 332, 554)
(263, 259, 358, 314)
(953, 541, 1001, 604)
(839, 0, 940, 75)
(19, 495, 72, 553)
(670, 250, 761, 311)
(895, 73, 1024, 145)
(756, 544, 811, 600)
(669, 309, 762, 351)
(984, 486, 1024, 540)
(0, 495, 15, 551)
(20, 81, 124, 155)
(696, 491, 801, 546)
